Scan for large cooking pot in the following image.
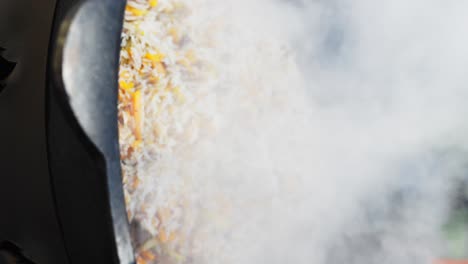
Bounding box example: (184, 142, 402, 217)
(0, 0, 134, 263)
(4, 1, 468, 264)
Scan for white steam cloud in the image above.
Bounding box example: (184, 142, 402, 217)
(147, 0, 468, 263)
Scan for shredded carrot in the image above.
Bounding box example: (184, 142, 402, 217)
(140, 250, 157, 261)
(118, 90, 124, 103)
(136, 256, 146, 264)
(132, 139, 142, 149)
(148, 76, 159, 85)
(126, 5, 148, 16)
(145, 52, 165, 63)
(131, 177, 140, 190)
(158, 229, 168, 243)
(126, 47, 133, 60)
(133, 90, 142, 141)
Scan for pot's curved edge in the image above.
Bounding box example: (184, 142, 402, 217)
(46, 0, 135, 263)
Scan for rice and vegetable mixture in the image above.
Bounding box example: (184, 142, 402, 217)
(118, 0, 216, 263)
(118, 0, 300, 263)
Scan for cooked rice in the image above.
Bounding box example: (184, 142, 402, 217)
(118, 0, 217, 263)
(118, 0, 300, 263)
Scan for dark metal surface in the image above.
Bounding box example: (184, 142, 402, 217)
(0, 47, 16, 92)
(0, 0, 69, 263)
(47, 0, 135, 263)
(0, 241, 36, 264)
(1, 0, 135, 262)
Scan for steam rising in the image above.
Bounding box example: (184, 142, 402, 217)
(148, 0, 468, 263)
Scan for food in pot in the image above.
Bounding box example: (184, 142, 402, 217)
(118, 0, 212, 263)
(118, 0, 300, 263)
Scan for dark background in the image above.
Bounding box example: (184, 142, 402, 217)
(0, 0, 69, 263)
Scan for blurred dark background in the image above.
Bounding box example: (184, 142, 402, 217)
(0, 0, 69, 263)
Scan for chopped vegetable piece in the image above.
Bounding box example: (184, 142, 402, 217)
(149, 0, 158, 7)
(133, 90, 142, 141)
(119, 81, 134, 91)
(145, 52, 165, 63)
(126, 5, 148, 16)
